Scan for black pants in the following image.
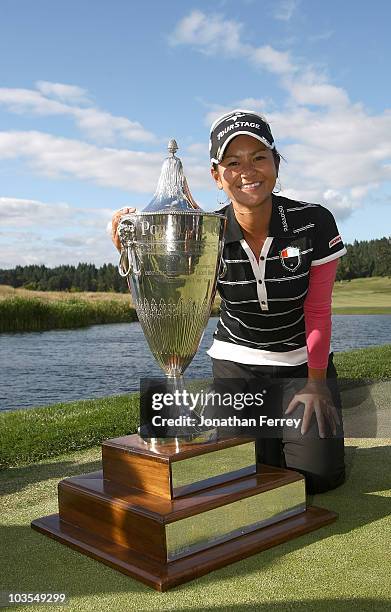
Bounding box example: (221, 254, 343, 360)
(211, 354, 345, 495)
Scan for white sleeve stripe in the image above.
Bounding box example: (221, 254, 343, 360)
(311, 247, 347, 266)
(293, 223, 315, 233)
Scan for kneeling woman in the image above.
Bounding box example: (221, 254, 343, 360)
(111, 109, 347, 495)
(208, 110, 346, 494)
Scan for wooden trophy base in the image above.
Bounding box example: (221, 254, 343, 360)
(31, 435, 337, 592)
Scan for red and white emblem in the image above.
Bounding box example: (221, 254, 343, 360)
(280, 246, 301, 272)
(329, 234, 342, 248)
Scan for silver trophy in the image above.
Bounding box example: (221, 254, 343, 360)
(117, 139, 226, 448)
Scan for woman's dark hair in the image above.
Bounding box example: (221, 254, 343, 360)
(272, 148, 281, 172)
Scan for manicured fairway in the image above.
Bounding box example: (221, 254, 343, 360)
(332, 277, 391, 312)
(1, 439, 390, 611)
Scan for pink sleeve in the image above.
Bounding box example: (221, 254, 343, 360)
(304, 259, 338, 369)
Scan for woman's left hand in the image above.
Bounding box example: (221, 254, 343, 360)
(285, 380, 340, 438)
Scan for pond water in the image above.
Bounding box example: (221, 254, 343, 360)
(1, 315, 390, 411)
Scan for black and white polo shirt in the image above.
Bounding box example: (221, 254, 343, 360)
(207, 194, 347, 366)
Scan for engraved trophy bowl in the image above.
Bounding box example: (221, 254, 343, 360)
(117, 139, 226, 451)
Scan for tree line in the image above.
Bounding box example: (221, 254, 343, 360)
(336, 237, 391, 279)
(0, 263, 128, 292)
(0, 237, 390, 291)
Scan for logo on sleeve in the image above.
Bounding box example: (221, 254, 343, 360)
(280, 246, 301, 272)
(329, 234, 342, 249)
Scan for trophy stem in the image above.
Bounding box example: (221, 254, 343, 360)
(166, 372, 185, 396)
(138, 374, 218, 453)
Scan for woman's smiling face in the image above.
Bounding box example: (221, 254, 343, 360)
(211, 134, 278, 210)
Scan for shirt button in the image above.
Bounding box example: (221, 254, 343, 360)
(261, 301, 266, 304)
(260, 256, 265, 261)
(258, 280, 262, 284)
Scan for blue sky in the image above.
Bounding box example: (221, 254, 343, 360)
(0, 0, 390, 268)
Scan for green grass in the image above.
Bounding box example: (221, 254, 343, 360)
(332, 276, 391, 309)
(0, 296, 138, 332)
(0, 345, 389, 470)
(0, 295, 220, 332)
(0, 395, 139, 470)
(333, 307, 391, 314)
(0, 439, 389, 611)
(333, 344, 391, 380)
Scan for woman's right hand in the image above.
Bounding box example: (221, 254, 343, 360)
(111, 207, 136, 251)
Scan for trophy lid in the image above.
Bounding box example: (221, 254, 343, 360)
(142, 139, 202, 212)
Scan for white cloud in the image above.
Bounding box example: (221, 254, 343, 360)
(35, 81, 90, 104)
(73, 107, 154, 143)
(0, 83, 155, 144)
(350, 185, 373, 199)
(274, 0, 300, 22)
(235, 97, 269, 112)
(171, 12, 343, 107)
(0, 238, 118, 268)
(185, 142, 206, 156)
(0, 131, 162, 192)
(169, 10, 245, 56)
(322, 189, 356, 219)
(204, 98, 269, 127)
(250, 45, 296, 75)
(171, 11, 391, 218)
(0, 196, 73, 227)
(284, 71, 349, 107)
(0, 130, 211, 193)
(0, 78, 214, 253)
(0, 197, 120, 267)
(0, 88, 70, 115)
(171, 11, 293, 76)
(0, 197, 115, 229)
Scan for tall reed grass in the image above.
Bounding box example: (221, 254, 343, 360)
(0, 296, 138, 332)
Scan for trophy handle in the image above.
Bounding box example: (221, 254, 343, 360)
(117, 214, 143, 278)
(218, 256, 227, 279)
(118, 248, 131, 277)
(118, 246, 142, 277)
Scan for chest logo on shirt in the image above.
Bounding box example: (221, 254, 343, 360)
(279, 246, 301, 272)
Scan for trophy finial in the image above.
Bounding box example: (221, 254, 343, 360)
(167, 138, 178, 156)
(142, 138, 201, 212)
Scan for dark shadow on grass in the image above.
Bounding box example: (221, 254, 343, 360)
(2, 444, 390, 601)
(0, 458, 102, 495)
